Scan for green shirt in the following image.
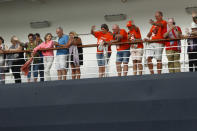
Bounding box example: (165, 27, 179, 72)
(25, 42, 40, 63)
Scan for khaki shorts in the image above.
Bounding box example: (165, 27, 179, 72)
(131, 48, 143, 61)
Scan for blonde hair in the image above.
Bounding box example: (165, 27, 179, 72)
(69, 31, 78, 37)
(11, 35, 18, 42)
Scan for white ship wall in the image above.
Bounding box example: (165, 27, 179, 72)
(0, 0, 196, 82)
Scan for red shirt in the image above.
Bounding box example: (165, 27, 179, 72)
(94, 31, 113, 53)
(165, 26, 182, 52)
(113, 29, 130, 51)
(149, 20, 167, 43)
(128, 27, 143, 48)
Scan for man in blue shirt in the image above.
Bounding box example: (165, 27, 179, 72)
(56, 27, 70, 80)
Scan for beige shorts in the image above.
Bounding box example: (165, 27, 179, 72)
(55, 55, 69, 70)
(131, 48, 143, 61)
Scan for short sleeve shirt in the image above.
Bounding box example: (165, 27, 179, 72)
(113, 29, 130, 51)
(149, 20, 167, 42)
(57, 35, 69, 55)
(94, 31, 113, 53)
(128, 27, 143, 48)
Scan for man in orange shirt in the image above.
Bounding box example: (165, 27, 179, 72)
(91, 24, 113, 78)
(144, 11, 167, 75)
(111, 24, 130, 77)
(127, 20, 144, 75)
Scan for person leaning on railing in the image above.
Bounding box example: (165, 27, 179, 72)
(144, 11, 167, 75)
(35, 33, 44, 82)
(186, 22, 197, 72)
(69, 31, 83, 80)
(163, 18, 182, 73)
(127, 20, 144, 76)
(91, 24, 113, 78)
(33, 33, 55, 81)
(112, 24, 130, 77)
(6, 36, 26, 84)
(24, 33, 40, 83)
(0, 36, 8, 84)
(55, 27, 70, 81)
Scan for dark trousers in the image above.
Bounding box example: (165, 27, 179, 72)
(188, 52, 197, 72)
(39, 63, 44, 82)
(11, 64, 21, 83)
(0, 68, 5, 84)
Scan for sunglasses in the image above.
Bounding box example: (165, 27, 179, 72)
(193, 16, 197, 20)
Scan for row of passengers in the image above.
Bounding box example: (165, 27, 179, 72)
(91, 11, 197, 77)
(0, 30, 83, 84)
(27, 30, 83, 82)
(1, 11, 197, 83)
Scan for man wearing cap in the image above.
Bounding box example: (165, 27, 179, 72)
(186, 22, 197, 72)
(111, 24, 130, 77)
(91, 24, 113, 78)
(127, 20, 144, 75)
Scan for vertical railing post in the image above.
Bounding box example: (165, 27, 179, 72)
(143, 42, 148, 75)
(183, 40, 186, 72)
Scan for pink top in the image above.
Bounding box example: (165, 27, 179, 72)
(33, 40, 54, 56)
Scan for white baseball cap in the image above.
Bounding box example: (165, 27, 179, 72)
(191, 22, 197, 29)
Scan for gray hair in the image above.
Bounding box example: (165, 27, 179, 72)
(56, 26, 63, 31)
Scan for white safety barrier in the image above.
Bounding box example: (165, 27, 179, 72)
(0, 39, 197, 84)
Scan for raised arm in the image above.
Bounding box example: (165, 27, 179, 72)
(91, 25, 96, 36)
(150, 19, 164, 27)
(72, 37, 82, 46)
(163, 27, 174, 38)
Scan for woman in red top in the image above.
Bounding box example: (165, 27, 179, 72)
(163, 18, 182, 73)
(127, 20, 144, 75)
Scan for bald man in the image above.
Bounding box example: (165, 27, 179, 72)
(111, 24, 130, 77)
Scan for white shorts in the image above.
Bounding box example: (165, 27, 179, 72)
(131, 48, 143, 61)
(146, 43, 164, 60)
(56, 55, 69, 70)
